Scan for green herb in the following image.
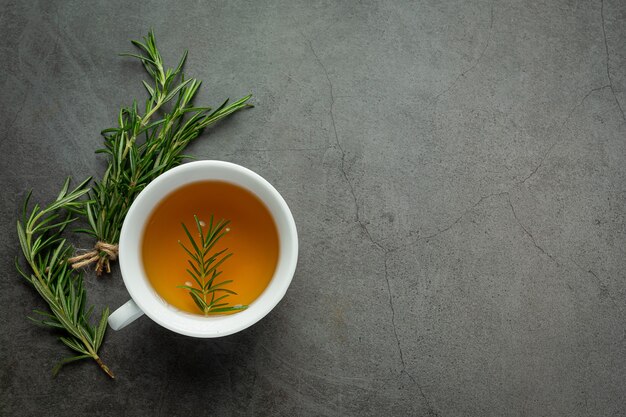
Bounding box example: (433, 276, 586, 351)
(73, 30, 253, 274)
(178, 215, 247, 316)
(16, 178, 114, 378)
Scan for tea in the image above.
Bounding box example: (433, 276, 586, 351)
(141, 181, 279, 315)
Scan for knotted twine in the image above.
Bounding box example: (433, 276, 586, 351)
(68, 241, 119, 275)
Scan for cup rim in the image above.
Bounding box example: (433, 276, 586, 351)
(118, 160, 298, 337)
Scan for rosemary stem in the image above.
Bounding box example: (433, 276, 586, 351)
(95, 356, 115, 379)
(141, 99, 163, 126)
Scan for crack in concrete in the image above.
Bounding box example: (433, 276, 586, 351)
(339, 189, 439, 412)
(419, 192, 509, 241)
(304, 36, 391, 255)
(380, 242, 438, 414)
(415, 189, 615, 303)
(383, 252, 404, 370)
(561, 85, 611, 128)
(517, 142, 556, 186)
(382, 251, 439, 416)
(361, 223, 386, 251)
(507, 195, 559, 265)
(570, 259, 620, 309)
(517, 85, 610, 186)
(600, 0, 625, 122)
(433, 3, 494, 104)
(305, 38, 367, 231)
(411, 190, 561, 267)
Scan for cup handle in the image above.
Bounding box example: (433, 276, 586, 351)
(108, 299, 144, 330)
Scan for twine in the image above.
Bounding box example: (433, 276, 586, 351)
(68, 241, 119, 273)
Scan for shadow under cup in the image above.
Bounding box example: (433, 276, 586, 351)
(111, 161, 298, 338)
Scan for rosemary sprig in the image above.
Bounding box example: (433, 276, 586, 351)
(178, 215, 247, 316)
(75, 30, 253, 274)
(15, 178, 114, 378)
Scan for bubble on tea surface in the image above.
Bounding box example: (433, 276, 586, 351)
(199, 220, 206, 228)
(185, 281, 192, 287)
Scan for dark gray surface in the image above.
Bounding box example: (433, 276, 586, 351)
(1, 0, 625, 416)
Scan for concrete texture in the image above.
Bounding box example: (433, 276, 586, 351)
(1, 0, 625, 415)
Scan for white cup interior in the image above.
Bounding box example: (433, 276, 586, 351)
(118, 160, 298, 337)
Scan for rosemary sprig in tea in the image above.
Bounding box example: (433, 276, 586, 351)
(16, 178, 114, 378)
(74, 30, 253, 274)
(178, 215, 247, 315)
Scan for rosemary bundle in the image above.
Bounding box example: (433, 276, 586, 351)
(71, 31, 252, 274)
(16, 179, 114, 378)
(178, 215, 247, 315)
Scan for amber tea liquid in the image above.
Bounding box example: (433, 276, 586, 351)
(142, 181, 279, 315)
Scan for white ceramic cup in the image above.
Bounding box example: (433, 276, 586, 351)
(108, 160, 298, 337)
